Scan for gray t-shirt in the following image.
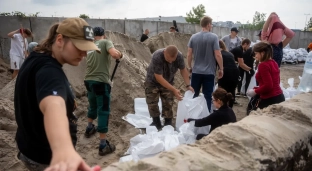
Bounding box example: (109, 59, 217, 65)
(146, 49, 185, 86)
(188, 31, 220, 75)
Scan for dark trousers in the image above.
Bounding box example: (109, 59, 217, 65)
(191, 73, 215, 112)
(271, 42, 283, 67)
(218, 80, 238, 108)
(258, 94, 285, 109)
(237, 67, 252, 94)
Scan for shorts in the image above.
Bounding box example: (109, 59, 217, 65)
(10, 54, 24, 70)
(144, 82, 174, 118)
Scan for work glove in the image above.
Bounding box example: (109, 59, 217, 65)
(247, 89, 257, 97)
(187, 118, 196, 122)
(248, 69, 255, 76)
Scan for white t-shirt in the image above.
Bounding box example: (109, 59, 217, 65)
(10, 33, 28, 58)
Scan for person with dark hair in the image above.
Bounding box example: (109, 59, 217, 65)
(217, 40, 239, 108)
(145, 45, 194, 129)
(230, 39, 254, 97)
(84, 26, 124, 156)
(7, 28, 33, 79)
(187, 88, 237, 140)
(257, 31, 262, 40)
(221, 27, 242, 51)
(261, 12, 295, 67)
(140, 29, 149, 42)
(247, 41, 285, 109)
(187, 16, 223, 112)
(169, 26, 176, 33)
(14, 18, 101, 171)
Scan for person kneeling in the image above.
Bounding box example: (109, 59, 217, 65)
(187, 88, 237, 140)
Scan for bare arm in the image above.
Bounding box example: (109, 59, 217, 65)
(7, 29, 20, 38)
(40, 96, 75, 153)
(187, 47, 193, 69)
(154, 74, 176, 92)
(180, 68, 191, 86)
(238, 58, 251, 71)
(108, 48, 122, 59)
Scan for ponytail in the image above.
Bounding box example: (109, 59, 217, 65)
(212, 88, 233, 106)
(34, 23, 59, 55)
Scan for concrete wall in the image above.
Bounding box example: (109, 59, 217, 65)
(1, 16, 312, 62)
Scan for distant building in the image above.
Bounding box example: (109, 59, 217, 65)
(133, 16, 187, 23)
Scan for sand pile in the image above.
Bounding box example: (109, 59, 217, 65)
(0, 30, 306, 170)
(103, 92, 312, 171)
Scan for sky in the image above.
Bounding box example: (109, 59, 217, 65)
(0, 0, 310, 30)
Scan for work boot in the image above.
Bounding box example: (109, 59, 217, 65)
(99, 140, 116, 156)
(164, 118, 172, 126)
(84, 124, 97, 138)
(150, 116, 162, 130)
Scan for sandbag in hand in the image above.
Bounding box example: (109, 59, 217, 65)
(247, 89, 256, 97)
(248, 69, 255, 76)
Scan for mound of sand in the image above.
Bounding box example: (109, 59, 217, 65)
(0, 30, 306, 170)
(103, 92, 312, 171)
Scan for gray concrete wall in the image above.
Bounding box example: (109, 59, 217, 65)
(1, 16, 311, 62)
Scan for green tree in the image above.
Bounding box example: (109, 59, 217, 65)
(0, 12, 11, 16)
(235, 21, 241, 24)
(185, 4, 206, 24)
(0, 11, 26, 17)
(79, 14, 90, 19)
(28, 12, 40, 17)
(304, 17, 312, 31)
(244, 11, 266, 30)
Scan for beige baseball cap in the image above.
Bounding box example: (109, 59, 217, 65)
(56, 18, 100, 53)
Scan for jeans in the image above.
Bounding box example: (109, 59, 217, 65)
(191, 73, 215, 112)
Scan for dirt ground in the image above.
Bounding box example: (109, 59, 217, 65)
(0, 31, 305, 170)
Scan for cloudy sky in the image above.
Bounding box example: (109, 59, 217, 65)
(0, 0, 310, 29)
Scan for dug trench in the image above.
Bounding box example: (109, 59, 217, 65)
(0, 31, 308, 171)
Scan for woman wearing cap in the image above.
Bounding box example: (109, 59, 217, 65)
(14, 18, 101, 171)
(247, 41, 285, 109)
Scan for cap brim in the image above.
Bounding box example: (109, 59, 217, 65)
(71, 39, 101, 53)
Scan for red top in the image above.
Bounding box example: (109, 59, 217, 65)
(254, 60, 283, 99)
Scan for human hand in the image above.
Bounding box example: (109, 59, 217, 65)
(218, 69, 224, 79)
(187, 86, 194, 93)
(248, 69, 255, 76)
(44, 149, 92, 171)
(247, 89, 257, 97)
(173, 89, 183, 101)
(188, 68, 192, 74)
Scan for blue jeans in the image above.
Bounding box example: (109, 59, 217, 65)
(191, 73, 215, 111)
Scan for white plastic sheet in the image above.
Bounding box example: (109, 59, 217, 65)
(176, 91, 211, 135)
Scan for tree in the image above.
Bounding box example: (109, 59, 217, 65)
(304, 17, 312, 31)
(0, 11, 26, 17)
(79, 14, 90, 19)
(29, 12, 40, 17)
(243, 11, 266, 30)
(185, 4, 206, 24)
(235, 21, 241, 24)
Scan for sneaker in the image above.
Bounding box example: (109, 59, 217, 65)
(84, 124, 97, 138)
(235, 92, 241, 97)
(99, 140, 116, 156)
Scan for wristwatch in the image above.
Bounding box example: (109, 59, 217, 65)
(186, 85, 191, 88)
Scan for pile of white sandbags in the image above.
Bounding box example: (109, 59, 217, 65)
(283, 45, 308, 63)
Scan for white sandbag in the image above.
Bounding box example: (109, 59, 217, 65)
(122, 114, 152, 129)
(176, 91, 211, 135)
(286, 78, 301, 98)
(240, 72, 246, 94)
(134, 98, 162, 117)
(247, 70, 258, 100)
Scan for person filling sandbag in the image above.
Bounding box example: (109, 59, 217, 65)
(186, 88, 237, 140)
(247, 41, 285, 109)
(145, 45, 194, 130)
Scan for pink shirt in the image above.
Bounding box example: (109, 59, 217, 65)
(261, 14, 295, 45)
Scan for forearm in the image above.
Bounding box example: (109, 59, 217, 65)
(239, 62, 251, 71)
(8, 29, 19, 38)
(187, 54, 192, 68)
(180, 68, 191, 85)
(282, 37, 292, 48)
(43, 102, 75, 153)
(155, 76, 176, 92)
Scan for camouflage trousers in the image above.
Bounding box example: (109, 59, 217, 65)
(144, 82, 174, 118)
(18, 152, 48, 171)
